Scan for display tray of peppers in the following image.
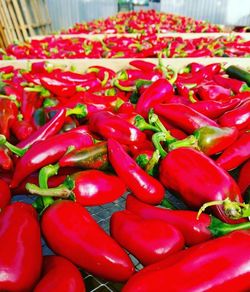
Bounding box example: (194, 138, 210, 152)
(0, 58, 250, 291)
(2, 33, 250, 59)
(63, 9, 225, 34)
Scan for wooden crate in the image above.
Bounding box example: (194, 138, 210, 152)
(0, 57, 249, 72)
(0, 0, 52, 47)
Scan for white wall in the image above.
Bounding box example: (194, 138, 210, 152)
(160, 0, 250, 25)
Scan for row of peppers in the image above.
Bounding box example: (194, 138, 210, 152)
(64, 9, 224, 34)
(0, 59, 250, 291)
(2, 34, 250, 60)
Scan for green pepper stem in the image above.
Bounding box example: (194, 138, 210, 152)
(0, 135, 27, 156)
(134, 115, 160, 132)
(197, 197, 250, 220)
(209, 215, 250, 238)
(113, 79, 135, 92)
(26, 182, 71, 198)
(152, 132, 169, 158)
(66, 104, 87, 118)
(168, 135, 200, 151)
(145, 149, 160, 176)
(148, 110, 176, 143)
(38, 163, 59, 189)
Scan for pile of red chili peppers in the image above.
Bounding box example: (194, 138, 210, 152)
(0, 58, 250, 291)
(64, 10, 223, 34)
(2, 34, 250, 59)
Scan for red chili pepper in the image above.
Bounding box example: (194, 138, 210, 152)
(110, 210, 184, 266)
(11, 119, 35, 141)
(216, 132, 250, 171)
(0, 146, 13, 170)
(34, 255, 85, 292)
(10, 130, 94, 187)
(17, 108, 66, 149)
(135, 79, 174, 119)
(213, 74, 250, 94)
(123, 230, 250, 292)
(159, 147, 246, 223)
(0, 178, 11, 209)
(0, 99, 18, 139)
(218, 99, 250, 130)
(129, 60, 156, 72)
(55, 71, 97, 84)
(197, 83, 232, 100)
(0, 202, 42, 291)
(89, 111, 146, 146)
(0, 65, 14, 74)
(41, 200, 134, 281)
(59, 141, 108, 170)
(238, 159, 250, 196)
(126, 195, 250, 246)
(30, 61, 53, 74)
(108, 138, 165, 204)
(27, 168, 126, 207)
(21, 91, 41, 122)
(40, 76, 78, 98)
(154, 103, 218, 134)
(193, 126, 239, 156)
(189, 98, 240, 119)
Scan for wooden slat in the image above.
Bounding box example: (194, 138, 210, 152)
(0, 0, 18, 43)
(0, 58, 249, 72)
(6, 0, 24, 41)
(20, 0, 36, 36)
(12, 0, 28, 39)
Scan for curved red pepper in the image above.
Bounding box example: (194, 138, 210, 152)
(154, 103, 218, 134)
(135, 78, 174, 119)
(89, 111, 146, 146)
(59, 141, 108, 170)
(213, 74, 250, 94)
(0, 202, 42, 291)
(193, 126, 239, 156)
(17, 108, 66, 149)
(159, 148, 244, 223)
(0, 178, 11, 209)
(108, 139, 165, 205)
(123, 230, 250, 292)
(238, 159, 250, 195)
(0, 146, 13, 170)
(27, 169, 126, 207)
(197, 83, 231, 100)
(218, 99, 250, 130)
(11, 131, 93, 187)
(0, 99, 18, 139)
(34, 256, 85, 292)
(11, 119, 35, 141)
(41, 200, 134, 281)
(126, 195, 250, 246)
(189, 98, 240, 119)
(110, 210, 184, 266)
(216, 132, 250, 171)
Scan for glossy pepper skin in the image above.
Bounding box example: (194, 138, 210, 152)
(108, 139, 165, 205)
(126, 195, 250, 246)
(17, 108, 66, 149)
(11, 131, 93, 187)
(216, 132, 250, 171)
(154, 103, 218, 134)
(159, 148, 243, 223)
(0, 178, 11, 209)
(218, 99, 250, 130)
(41, 200, 134, 282)
(193, 126, 238, 156)
(238, 159, 250, 195)
(89, 111, 146, 146)
(189, 98, 240, 119)
(123, 230, 250, 292)
(27, 169, 126, 207)
(34, 256, 86, 292)
(0, 202, 42, 291)
(110, 210, 184, 266)
(135, 78, 174, 119)
(59, 141, 109, 170)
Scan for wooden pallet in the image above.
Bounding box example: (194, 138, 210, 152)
(0, 0, 52, 47)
